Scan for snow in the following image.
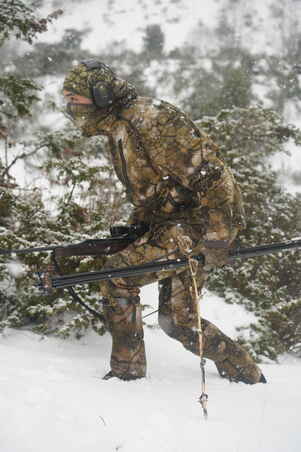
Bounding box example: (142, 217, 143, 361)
(1, 283, 301, 452)
(6, 260, 25, 278)
(270, 136, 301, 195)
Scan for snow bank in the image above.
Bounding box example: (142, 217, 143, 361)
(0, 285, 300, 452)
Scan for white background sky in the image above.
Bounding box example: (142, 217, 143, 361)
(41, 0, 220, 52)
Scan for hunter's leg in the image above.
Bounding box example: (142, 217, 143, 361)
(100, 224, 182, 380)
(99, 223, 189, 380)
(101, 288, 146, 380)
(158, 273, 266, 384)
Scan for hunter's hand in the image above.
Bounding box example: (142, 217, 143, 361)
(200, 240, 230, 270)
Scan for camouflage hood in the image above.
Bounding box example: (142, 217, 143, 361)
(63, 61, 138, 111)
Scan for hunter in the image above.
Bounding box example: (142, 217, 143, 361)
(63, 60, 266, 384)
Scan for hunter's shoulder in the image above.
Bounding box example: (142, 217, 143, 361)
(122, 96, 195, 126)
(122, 96, 162, 114)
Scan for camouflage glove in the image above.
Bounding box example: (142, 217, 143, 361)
(198, 240, 230, 271)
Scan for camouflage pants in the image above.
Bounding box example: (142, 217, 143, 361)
(99, 223, 264, 384)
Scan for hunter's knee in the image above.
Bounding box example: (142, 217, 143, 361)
(158, 312, 177, 338)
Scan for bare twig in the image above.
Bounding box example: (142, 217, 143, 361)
(66, 182, 77, 204)
(1, 143, 47, 179)
(99, 415, 107, 426)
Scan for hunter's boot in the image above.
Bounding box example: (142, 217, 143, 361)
(201, 319, 266, 384)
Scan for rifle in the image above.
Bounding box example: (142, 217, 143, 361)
(44, 236, 301, 291)
(1, 226, 300, 292)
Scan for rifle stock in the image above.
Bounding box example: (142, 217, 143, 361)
(0, 236, 136, 257)
(0, 224, 148, 258)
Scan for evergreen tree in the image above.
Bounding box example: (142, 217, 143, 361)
(142, 24, 165, 60)
(0, 1, 116, 338)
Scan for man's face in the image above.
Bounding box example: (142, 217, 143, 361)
(63, 90, 100, 134)
(63, 90, 93, 105)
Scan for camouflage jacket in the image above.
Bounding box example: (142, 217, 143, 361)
(82, 96, 246, 240)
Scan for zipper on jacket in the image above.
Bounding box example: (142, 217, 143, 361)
(118, 139, 133, 196)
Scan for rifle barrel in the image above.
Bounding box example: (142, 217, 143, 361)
(229, 238, 301, 260)
(51, 256, 200, 289)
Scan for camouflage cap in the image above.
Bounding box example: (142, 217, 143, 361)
(63, 61, 137, 109)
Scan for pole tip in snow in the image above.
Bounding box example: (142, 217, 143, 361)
(199, 392, 209, 420)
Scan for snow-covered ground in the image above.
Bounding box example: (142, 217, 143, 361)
(1, 284, 300, 452)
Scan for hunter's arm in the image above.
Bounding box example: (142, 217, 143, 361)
(149, 118, 242, 242)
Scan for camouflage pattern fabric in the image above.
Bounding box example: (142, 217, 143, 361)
(63, 62, 265, 384)
(100, 223, 263, 383)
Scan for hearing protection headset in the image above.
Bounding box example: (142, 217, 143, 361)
(80, 59, 115, 109)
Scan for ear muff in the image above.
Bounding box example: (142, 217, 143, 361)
(79, 59, 115, 109)
(92, 83, 115, 109)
